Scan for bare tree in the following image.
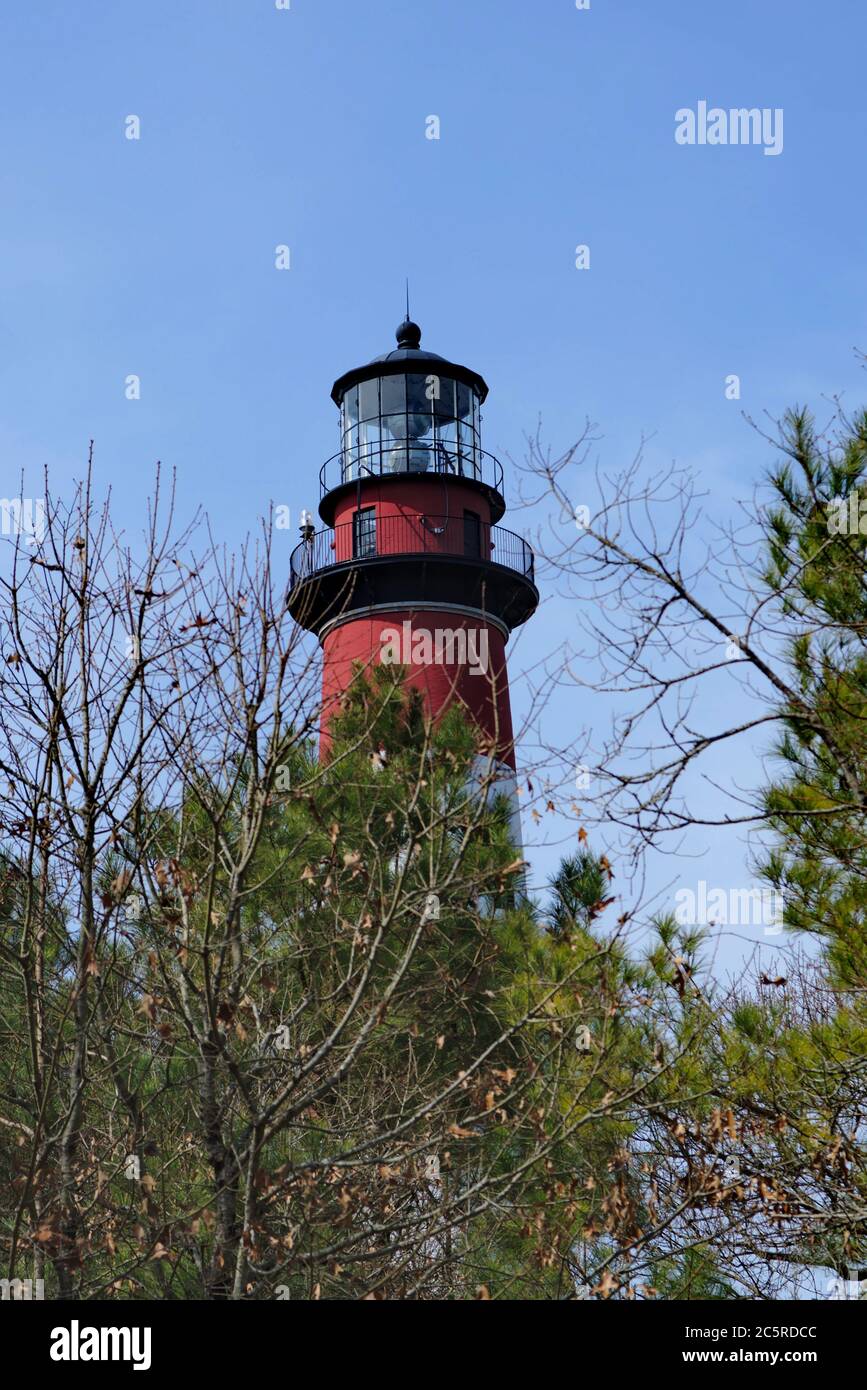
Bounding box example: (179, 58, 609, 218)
(518, 400, 867, 1293)
(0, 457, 721, 1301)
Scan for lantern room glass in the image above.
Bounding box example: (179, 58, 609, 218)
(340, 373, 481, 482)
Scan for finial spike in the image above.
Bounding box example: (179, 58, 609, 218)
(405, 277, 410, 322)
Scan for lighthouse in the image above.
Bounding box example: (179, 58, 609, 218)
(287, 317, 538, 805)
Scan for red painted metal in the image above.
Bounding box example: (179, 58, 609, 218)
(320, 609, 516, 768)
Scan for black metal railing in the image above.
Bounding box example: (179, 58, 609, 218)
(289, 513, 534, 590)
(319, 442, 505, 499)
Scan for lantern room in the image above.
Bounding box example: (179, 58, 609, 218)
(331, 318, 485, 482)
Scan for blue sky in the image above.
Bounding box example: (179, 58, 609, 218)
(1, 0, 864, 967)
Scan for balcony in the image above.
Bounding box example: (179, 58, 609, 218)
(286, 512, 538, 636)
(289, 513, 534, 590)
(317, 442, 507, 523)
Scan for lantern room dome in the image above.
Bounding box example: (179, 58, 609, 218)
(319, 316, 505, 524)
(330, 318, 488, 406)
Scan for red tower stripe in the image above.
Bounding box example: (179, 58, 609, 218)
(320, 610, 516, 768)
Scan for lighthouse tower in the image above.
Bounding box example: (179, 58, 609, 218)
(287, 317, 538, 797)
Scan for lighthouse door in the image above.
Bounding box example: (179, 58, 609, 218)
(463, 509, 481, 558)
